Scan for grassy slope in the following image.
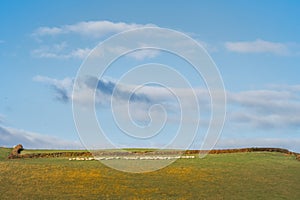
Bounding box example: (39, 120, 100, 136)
(0, 148, 300, 199)
(0, 147, 11, 160)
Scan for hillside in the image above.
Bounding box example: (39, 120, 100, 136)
(1, 147, 300, 199)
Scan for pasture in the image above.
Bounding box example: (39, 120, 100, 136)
(0, 147, 300, 199)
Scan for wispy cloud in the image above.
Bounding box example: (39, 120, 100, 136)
(34, 75, 171, 107)
(34, 75, 300, 150)
(33, 75, 73, 103)
(32, 47, 91, 59)
(125, 49, 160, 60)
(31, 42, 91, 59)
(33, 20, 156, 38)
(36, 75, 300, 131)
(225, 39, 289, 55)
(34, 75, 205, 125)
(91, 45, 161, 61)
(228, 89, 300, 129)
(267, 84, 300, 92)
(32, 44, 160, 60)
(31, 20, 220, 61)
(31, 20, 160, 60)
(0, 125, 82, 149)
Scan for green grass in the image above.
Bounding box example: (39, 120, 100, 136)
(0, 148, 300, 199)
(0, 147, 11, 160)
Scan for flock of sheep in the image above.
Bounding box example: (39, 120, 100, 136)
(69, 155, 195, 161)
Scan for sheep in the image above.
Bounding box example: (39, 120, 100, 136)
(69, 155, 197, 161)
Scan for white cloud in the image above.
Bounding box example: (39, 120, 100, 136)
(229, 112, 300, 129)
(225, 39, 289, 55)
(227, 88, 300, 129)
(34, 75, 300, 150)
(34, 75, 207, 126)
(33, 20, 156, 38)
(32, 45, 159, 60)
(35, 75, 300, 132)
(69, 48, 92, 59)
(30, 20, 157, 61)
(267, 84, 300, 92)
(34, 27, 63, 36)
(33, 75, 73, 102)
(127, 49, 160, 60)
(31, 20, 220, 61)
(0, 125, 83, 149)
(101, 45, 161, 60)
(31, 42, 91, 59)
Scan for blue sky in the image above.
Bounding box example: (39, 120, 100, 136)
(1, 1, 300, 151)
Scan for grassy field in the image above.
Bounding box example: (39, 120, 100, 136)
(1, 148, 300, 199)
